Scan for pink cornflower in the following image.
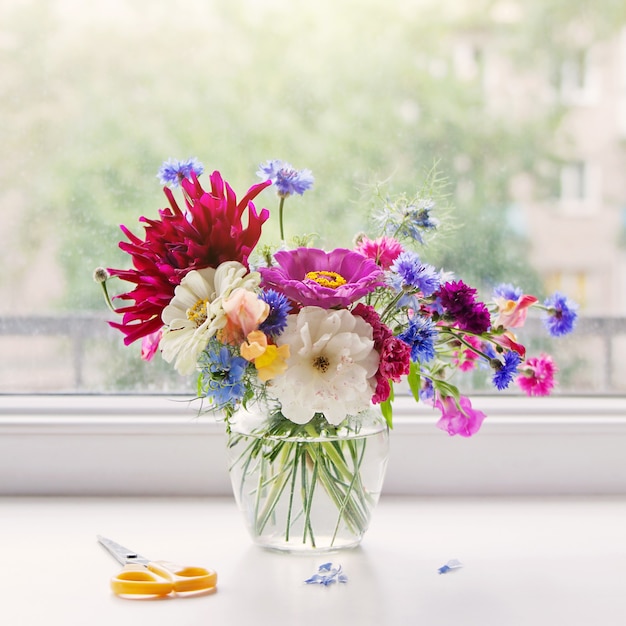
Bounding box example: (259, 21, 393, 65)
(354, 235, 404, 270)
(452, 335, 482, 372)
(516, 354, 557, 396)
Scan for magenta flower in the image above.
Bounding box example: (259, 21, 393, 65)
(516, 354, 557, 396)
(436, 280, 491, 334)
(259, 248, 384, 309)
(354, 235, 404, 270)
(108, 171, 270, 344)
(140, 328, 163, 361)
(435, 394, 486, 437)
(353, 303, 411, 404)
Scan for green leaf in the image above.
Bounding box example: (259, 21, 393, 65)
(407, 361, 421, 402)
(380, 381, 394, 429)
(380, 397, 393, 429)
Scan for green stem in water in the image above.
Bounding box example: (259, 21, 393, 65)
(302, 446, 318, 547)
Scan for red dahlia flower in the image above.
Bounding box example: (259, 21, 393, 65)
(108, 171, 270, 344)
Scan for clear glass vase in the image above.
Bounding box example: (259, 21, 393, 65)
(226, 406, 389, 553)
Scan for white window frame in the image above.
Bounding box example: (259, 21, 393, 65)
(2, 393, 625, 497)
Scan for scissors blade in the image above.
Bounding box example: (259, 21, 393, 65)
(97, 535, 150, 566)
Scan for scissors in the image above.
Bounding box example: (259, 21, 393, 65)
(97, 535, 217, 598)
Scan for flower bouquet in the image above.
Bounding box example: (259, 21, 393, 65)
(98, 157, 577, 551)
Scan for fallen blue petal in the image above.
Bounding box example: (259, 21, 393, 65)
(438, 559, 463, 574)
(305, 563, 348, 585)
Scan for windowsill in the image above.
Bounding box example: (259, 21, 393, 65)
(1, 394, 626, 496)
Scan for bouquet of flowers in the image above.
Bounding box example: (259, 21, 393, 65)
(97, 157, 577, 550)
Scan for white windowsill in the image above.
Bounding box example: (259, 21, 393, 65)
(1, 394, 626, 496)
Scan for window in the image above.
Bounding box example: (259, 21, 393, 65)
(1, 0, 626, 397)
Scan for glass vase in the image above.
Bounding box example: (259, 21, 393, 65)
(226, 406, 389, 553)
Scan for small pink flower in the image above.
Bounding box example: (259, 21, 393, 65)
(221, 288, 269, 345)
(435, 394, 486, 437)
(354, 235, 404, 270)
(493, 294, 538, 329)
(452, 335, 482, 372)
(516, 354, 557, 396)
(140, 328, 163, 361)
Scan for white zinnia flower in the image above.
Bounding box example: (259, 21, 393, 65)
(271, 306, 379, 425)
(160, 262, 260, 375)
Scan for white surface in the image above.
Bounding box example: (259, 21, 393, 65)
(2, 496, 626, 625)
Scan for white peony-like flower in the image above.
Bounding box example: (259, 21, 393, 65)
(271, 306, 379, 425)
(160, 262, 260, 375)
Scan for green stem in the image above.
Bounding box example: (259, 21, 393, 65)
(331, 439, 366, 544)
(278, 196, 286, 241)
(284, 443, 301, 542)
(99, 280, 117, 314)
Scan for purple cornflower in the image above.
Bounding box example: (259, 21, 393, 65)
(419, 377, 435, 402)
(398, 315, 437, 362)
(257, 159, 314, 197)
(157, 157, 204, 187)
(542, 292, 578, 337)
(390, 251, 441, 296)
(492, 350, 522, 390)
(437, 280, 491, 334)
(258, 289, 292, 337)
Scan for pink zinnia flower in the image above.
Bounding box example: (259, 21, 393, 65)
(259, 248, 384, 309)
(108, 171, 270, 344)
(354, 235, 404, 270)
(353, 303, 411, 404)
(516, 354, 557, 396)
(435, 394, 487, 437)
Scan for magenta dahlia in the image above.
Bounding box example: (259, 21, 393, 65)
(108, 171, 270, 344)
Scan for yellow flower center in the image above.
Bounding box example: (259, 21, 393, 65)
(312, 355, 330, 373)
(305, 270, 347, 289)
(187, 298, 208, 325)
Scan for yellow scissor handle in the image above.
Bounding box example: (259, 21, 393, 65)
(148, 561, 217, 593)
(110, 564, 173, 597)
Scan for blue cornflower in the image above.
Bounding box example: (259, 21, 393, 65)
(396, 199, 439, 243)
(493, 283, 523, 301)
(542, 292, 578, 337)
(304, 563, 348, 586)
(200, 345, 248, 408)
(257, 159, 314, 197)
(157, 157, 205, 187)
(398, 315, 437, 362)
(390, 251, 441, 297)
(419, 377, 435, 403)
(492, 350, 522, 390)
(258, 289, 292, 336)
